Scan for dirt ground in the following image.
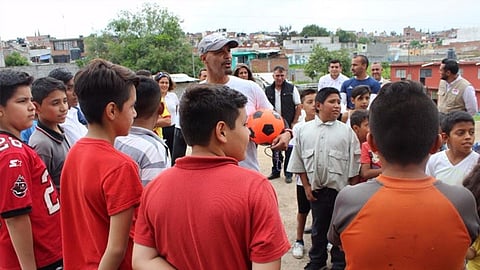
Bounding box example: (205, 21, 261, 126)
(256, 145, 312, 269)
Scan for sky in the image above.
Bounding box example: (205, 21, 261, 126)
(0, 0, 478, 40)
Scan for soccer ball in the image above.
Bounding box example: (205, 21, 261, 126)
(247, 109, 285, 145)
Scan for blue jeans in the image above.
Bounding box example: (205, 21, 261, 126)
(271, 145, 293, 177)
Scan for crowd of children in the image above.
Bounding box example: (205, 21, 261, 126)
(2, 52, 480, 269)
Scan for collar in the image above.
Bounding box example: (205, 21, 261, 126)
(447, 74, 461, 86)
(0, 130, 23, 142)
(129, 126, 167, 146)
(315, 116, 336, 126)
(175, 155, 239, 170)
(36, 121, 66, 144)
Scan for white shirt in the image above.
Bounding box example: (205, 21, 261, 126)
(165, 92, 180, 126)
(426, 150, 479, 186)
(226, 76, 273, 171)
(60, 107, 87, 145)
(318, 73, 349, 91)
(287, 117, 360, 191)
(274, 84, 301, 113)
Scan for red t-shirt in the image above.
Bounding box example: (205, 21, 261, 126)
(60, 138, 143, 269)
(135, 156, 290, 269)
(0, 132, 62, 269)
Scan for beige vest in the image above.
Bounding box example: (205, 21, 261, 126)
(437, 77, 471, 113)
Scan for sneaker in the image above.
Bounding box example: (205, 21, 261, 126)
(292, 241, 304, 259)
(285, 176, 293, 183)
(267, 173, 280, 180)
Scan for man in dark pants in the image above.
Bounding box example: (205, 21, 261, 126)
(265, 66, 301, 183)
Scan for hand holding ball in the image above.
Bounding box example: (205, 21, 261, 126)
(247, 109, 285, 145)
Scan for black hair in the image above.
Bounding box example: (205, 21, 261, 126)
(233, 64, 255, 81)
(438, 112, 447, 132)
(329, 59, 341, 66)
(31, 77, 66, 104)
(135, 76, 162, 119)
(441, 111, 474, 135)
(198, 68, 207, 78)
(354, 54, 369, 68)
(136, 69, 152, 77)
(273, 65, 286, 72)
(154, 71, 176, 91)
(441, 58, 459, 75)
(0, 70, 34, 106)
(369, 80, 438, 166)
(351, 85, 371, 99)
(464, 164, 480, 217)
(301, 89, 317, 103)
(74, 58, 138, 125)
(179, 84, 247, 146)
(48, 67, 73, 84)
(316, 87, 340, 104)
(350, 109, 368, 129)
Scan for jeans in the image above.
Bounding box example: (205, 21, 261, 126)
(271, 145, 293, 177)
(309, 188, 345, 269)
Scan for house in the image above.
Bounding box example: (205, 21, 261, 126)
(390, 61, 480, 104)
(50, 36, 84, 63)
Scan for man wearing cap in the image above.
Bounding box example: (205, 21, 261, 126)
(196, 33, 292, 171)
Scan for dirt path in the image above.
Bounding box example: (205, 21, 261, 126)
(257, 145, 311, 269)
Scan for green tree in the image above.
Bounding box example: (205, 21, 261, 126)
(277, 25, 292, 45)
(5, 52, 29, 67)
(300, 24, 330, 37)
(84, 3, 198, 76)
(304, 45, 352, 80)
(357, 37, 370, 44)
(336, 29, 357, 43)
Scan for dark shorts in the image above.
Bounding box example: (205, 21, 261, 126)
(297, 185, 311, 214)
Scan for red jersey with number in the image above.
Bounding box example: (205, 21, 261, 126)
(0, 132, 62, 269)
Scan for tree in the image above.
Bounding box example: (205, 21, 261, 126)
(300, 24, 330, 37)
(336, 29, 357, 43)
(5, 52, 29, 67)
(84, 3, 197, 75)
(357, 37, 370, 44)
(277, 25, 292, 45)
(304, 45, 352, 80)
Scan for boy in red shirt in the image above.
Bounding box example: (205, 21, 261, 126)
(0, 70, 62, 269)
(60, 59, 143, 269)
(133, 84, 290, 269)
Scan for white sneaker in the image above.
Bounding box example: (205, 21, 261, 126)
(292, 242, 304, 259)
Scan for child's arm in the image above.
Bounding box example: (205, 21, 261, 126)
(252, 259, 281, 270)
(5, 214, 36, 270)
(299, 173, 316, 202)
(466, 246, 476, 260)
(132, 244, 176, 270)
(360, 164, 382, 180)
(98, 207, 135, 270)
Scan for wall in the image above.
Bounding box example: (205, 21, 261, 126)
(0, 63, 79, 78)
(251, 58, 289, 73)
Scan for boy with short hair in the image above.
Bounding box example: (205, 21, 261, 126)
(341, 85, 370, 125)
(115, 76, 170, 186)
(288, 87, 360, 270)
(132, 84, 290, 269)
(291, 89, 317, 259)
(48, 67, 87, 145)
(349, 109, 369, 144)
(29, 77, 70, 191)
(426, 110, 479, 185)
(0, 70, 62, 269)
(328, 80, 479, 269)
(60, 59, 143, 269)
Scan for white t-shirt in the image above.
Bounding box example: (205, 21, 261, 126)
(60, 107, 87, 145)
(165, 92, 180, 126)
(426, 150, 479, 186)
(226, 76, 274, 171)
(318, 73, 349, 91)
(274, 84, 301, 113)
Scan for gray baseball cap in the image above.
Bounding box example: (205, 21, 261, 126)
(197, 33, 239, 55)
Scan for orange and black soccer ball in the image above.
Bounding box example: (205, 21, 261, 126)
(247, 109, 285, 145)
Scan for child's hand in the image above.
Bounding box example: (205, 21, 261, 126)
(466, 246, 476, 260)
